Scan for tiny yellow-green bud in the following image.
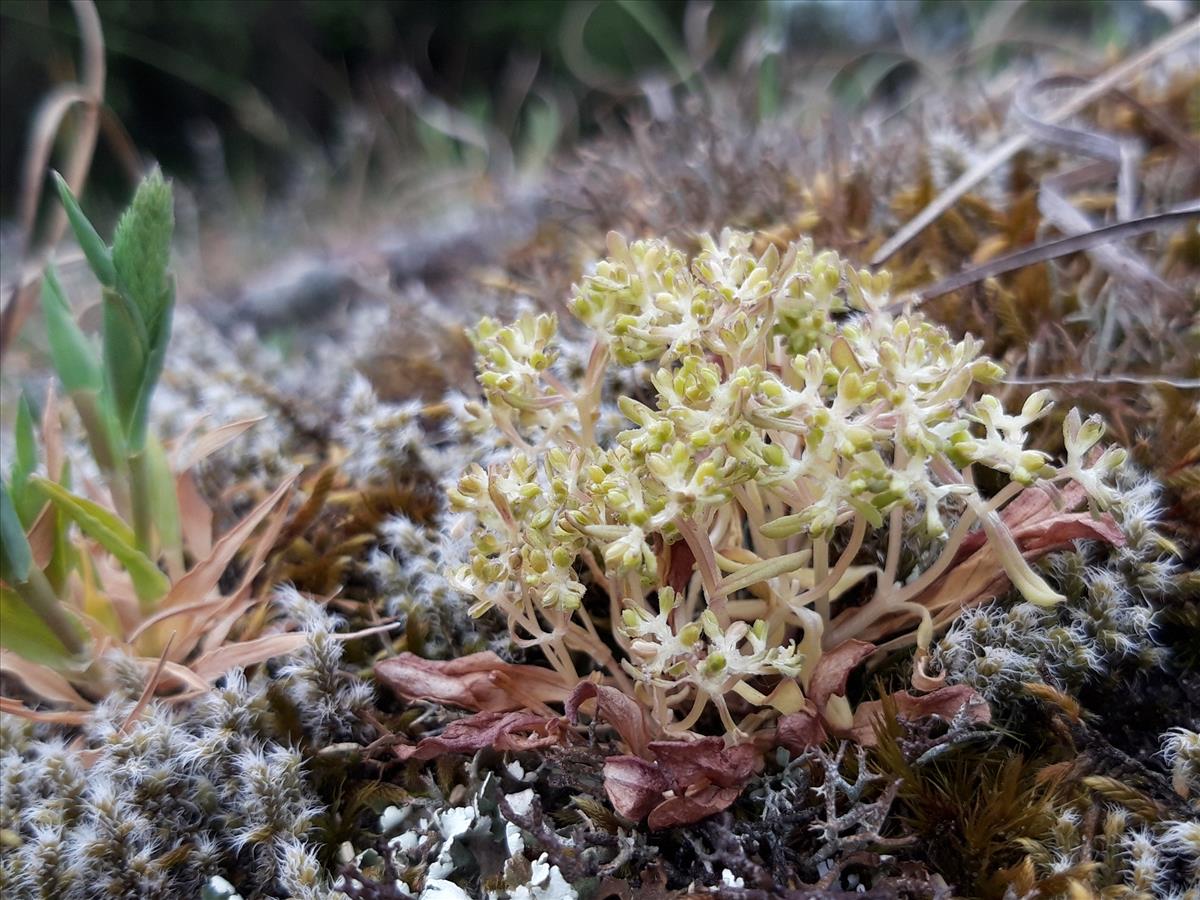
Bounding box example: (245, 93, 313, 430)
(762, 444, 786, 468)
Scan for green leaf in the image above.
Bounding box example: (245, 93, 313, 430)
(51, 171, 115, 287)
(42, 266, 103, 393)
(43, 460, 75, 593)
(31, 477, 169, 604)
(0, 482, 33, 584)
(10, 395, 43, 527)
(13, 395, 35, 480)
(0, 585, 82, 669)
(849, 498, 885, 529)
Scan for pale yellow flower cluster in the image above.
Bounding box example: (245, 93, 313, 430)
(447, 230, 1123, 741)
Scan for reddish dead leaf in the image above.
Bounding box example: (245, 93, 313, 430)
(954, 481, 1119, 562)
(849, 685, 991, 745)
(603, 755, 669, 821)
(392, 710, 567, 761)
(808, 639, 876, 709)
(40, 384, 64, 484)
(374, 651, 574, 714)
(567, 681, 655, 757)
(648, 783, 743, 831)
(176, 471, 213, 560)
(161, 475, 295, 613)
(601, 737, 762, 829)
(1008, 512, 1123, 556)
(0, 698, 91, 725)
(190, 622, 396, 683)
(0, 651, 90, 709)
(649, 738, 760, 790)
(865, 486, 1125, 642)
(657, 537, 696, 595)
(776, 639, 877, 753)
(910, 506, 1123, 625)
(25, 502, 57, 569)
(176, 416, 265, 472)
(911, 651, 947, 691)
(776, 711, 827, 754)
(593, 865, 674, 900)
(780, 682, 990, 752)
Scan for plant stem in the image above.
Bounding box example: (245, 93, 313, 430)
(676, 516, 725, 616)
(17, 568, 86, 656)
(72, 391, 131, 518)
(813, 538, 830, 624)
(128, 449, 154, 555)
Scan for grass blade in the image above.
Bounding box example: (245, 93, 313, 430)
(0, 585, 84, 669)
(32, 476, 169, 605)
(0, 482, 33, 584)
(41, 266, 103, 393)
(51, 170, 115, 287)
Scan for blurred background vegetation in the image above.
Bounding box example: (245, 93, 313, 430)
(1, 0, 1191, 226)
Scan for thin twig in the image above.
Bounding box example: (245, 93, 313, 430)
(870, 17, 1200, 265)
(0, 0, 106, 354)
(1002, 374, 1200, 388)
(906, 207, 1199, 303)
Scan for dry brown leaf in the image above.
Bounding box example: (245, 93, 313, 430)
(40, 384, 64, 483)
(374, 651, 576, 715)
(0, 651, 90, 708)
(849, 685, 991, 744)
(176, 471, 213, 560)
(161, 474, 295, 613)
(392, 710, 567, 761)
(602, 756, 669, 821)
(195, 484, 296, 654)
(566, 680, 655, 757)
(175, 416, 265, 472)
(0, 698, 91, 724)
(189, 621, 394, 683)
(601, 738, 761, 829)
(26, 502, 57, 569)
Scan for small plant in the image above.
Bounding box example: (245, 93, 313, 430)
(429, 230, 1127, 749)
(0, 171, 348, 716)
(3, 170, 179, 671)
